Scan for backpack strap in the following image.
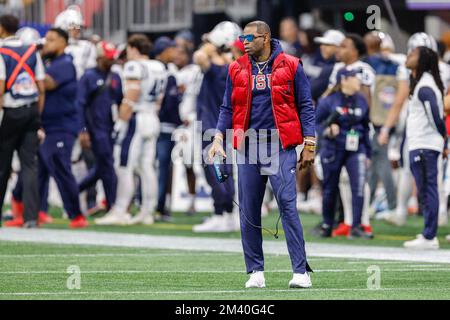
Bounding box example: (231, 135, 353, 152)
(0, 45, 37, 90)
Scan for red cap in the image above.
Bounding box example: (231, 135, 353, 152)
(97, 41, 118, 60)
(232, 39, 245, 53)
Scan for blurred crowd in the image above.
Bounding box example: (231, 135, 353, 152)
(1, 5, 450, 249)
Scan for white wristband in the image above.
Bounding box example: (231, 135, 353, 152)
(380, 126, 390, 135)
(122, 99, 136, 108)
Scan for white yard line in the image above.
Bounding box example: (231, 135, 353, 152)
(0, 252, 241, 258)
(2, 287, 450, 297)
(1, 228, 450, 263)
(0, 268, 449, 275)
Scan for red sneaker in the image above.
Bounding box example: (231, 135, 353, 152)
(69, 215, 89, 229)
(38, 211, 54, 225)
(332, 223, 351, 237)
(86, 199, 108, 216)
(11, 198, 24, 219)
(5, 218, 24, 228)
(408, 206, 418, 216)
(362, 224, 373, 234)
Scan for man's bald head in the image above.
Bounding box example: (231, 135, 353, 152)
(364, 31, 382, 55)
(245, 21, 271, 37)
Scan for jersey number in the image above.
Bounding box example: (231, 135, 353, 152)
(148, 78, 166, 102)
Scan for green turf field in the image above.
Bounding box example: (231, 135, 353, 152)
(2, 207, 450, 300)
(36, 207, 450, 249)
(0, 241, 450, 300)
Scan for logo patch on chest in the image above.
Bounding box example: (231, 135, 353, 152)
(252, 74, 272, 91)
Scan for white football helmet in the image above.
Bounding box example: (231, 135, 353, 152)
(379, 32, 395, 52)
(54, 5, 84, 31)
(16, 27, 42, 46)
(207, 21, 242, 50)
(407, 32, 438, 53)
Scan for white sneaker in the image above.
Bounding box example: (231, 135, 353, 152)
(404, 234, 440, 250)
(245, 271, 266, 288)
(261, 204, 269, 217)
(297, 200, 311, 213)
(383, 212, 406, 227)
(129, 212, 155, 225)
(375, 209, 394, 221)
(438, 214, 448, 227)
(226, 212, 240, 231)
(308, 197, 322, 216)
(193, 215, 233, 233)
(289, 273, 312, 288)
(94, 210, 131, 226)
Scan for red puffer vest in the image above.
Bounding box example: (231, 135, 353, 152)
(229, 52, 303, 150)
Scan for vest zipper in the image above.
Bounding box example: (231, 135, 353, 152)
(244, 63, 252, 132)
(270, 60, 284, 150)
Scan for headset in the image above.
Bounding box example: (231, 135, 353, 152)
(209, 155, 283, 240)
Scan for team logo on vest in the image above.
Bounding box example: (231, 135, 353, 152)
(11, 72, 38, 98)
(252, 74, 272, 91)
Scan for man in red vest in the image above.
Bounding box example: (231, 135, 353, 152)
(209, 21, 316, 289)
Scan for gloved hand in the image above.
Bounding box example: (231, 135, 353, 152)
(112, 119, 128, 145)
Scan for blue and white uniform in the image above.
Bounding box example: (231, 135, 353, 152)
(66, 38, 97, 80)
(316, 91, 372, 229)
(407, 72, 446, 240)
(112, 58, 166, 217)
(77, 67, 123, 210)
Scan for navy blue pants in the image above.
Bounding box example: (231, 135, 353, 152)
(156, 133, 175, 213)
(203, 139, 234, 215)
(78, 133, 117, 210)
(321, 150, 367, 228)
(39, 133, 81, 219)
(238, 146, 308, 274)
(12, 173, 23, 202)
(410, 149, 440, 240)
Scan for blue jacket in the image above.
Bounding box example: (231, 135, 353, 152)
(316, 91, 372, 159)
(197, 63, 229, 131)
(77, 67, 123, 137)
(42, 53, 79, 136)
(159, 71, 182, 128)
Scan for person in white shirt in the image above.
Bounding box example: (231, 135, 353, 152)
(379, 33, 450, 227)
(54, 5, 96, 80)
(403, 46, 446, 250)
(328, 34, 375, 106)
(171, 45, 203, 216)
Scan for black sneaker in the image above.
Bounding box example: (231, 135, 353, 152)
(311, 223, 332, 238)
(23, 220, 39, 229)
(155, 211, 173, 223)
(185, 206, 196, 217)
(348, 225, 374, 240)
